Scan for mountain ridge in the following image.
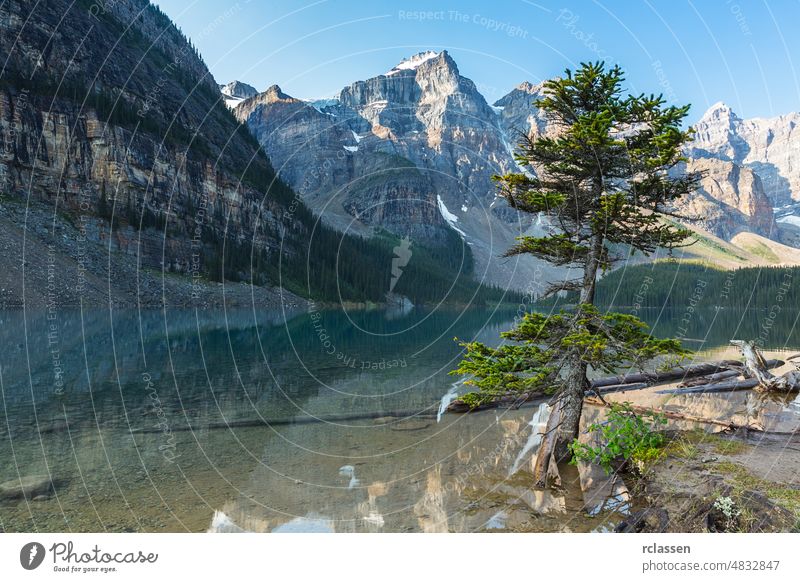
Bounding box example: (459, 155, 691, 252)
(226, 53, 800, 291)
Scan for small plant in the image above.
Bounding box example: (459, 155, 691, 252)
(657, 353, 691, 373)
(712, 496, 741, 531)
(569, 402, 668, 475)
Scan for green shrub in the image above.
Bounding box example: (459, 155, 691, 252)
(569, 402, 667, 474)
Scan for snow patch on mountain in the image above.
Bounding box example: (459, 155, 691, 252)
(437, 195, 466, 237)
(385, 51, 440, 76)
(777, 215, 800, 228)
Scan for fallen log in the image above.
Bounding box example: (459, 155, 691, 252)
(587, 382, 649, 396)
(678, 369, 741, 387)
(656, 378, 759, 395)
(445, 391, 548, 413)
(446, 359, 759, 413)
(116, 409, 439, 435)
(732, 340, 800, 393)
(589, 360, 742, 388)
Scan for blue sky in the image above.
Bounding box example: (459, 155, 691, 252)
(154, 0, 800, 123)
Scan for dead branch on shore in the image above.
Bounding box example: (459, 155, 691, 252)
(583, 397, 747, 430)
(731, 340, 800, 393)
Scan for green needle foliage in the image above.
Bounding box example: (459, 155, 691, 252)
(452, 62, 698, 463)
(452, 305, 688, 406)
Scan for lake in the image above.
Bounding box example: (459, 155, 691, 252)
(1, 305, 799, 532)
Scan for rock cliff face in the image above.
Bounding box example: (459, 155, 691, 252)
(675, 158, 777, 239)
(0, 0, 390, 305)
(494, 80, 552, 141)
(0, 0, 297, 275)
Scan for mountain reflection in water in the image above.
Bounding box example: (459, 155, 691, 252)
(0, 306, 798, 532)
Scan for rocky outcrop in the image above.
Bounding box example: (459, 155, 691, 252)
(675, 158, 777, 239)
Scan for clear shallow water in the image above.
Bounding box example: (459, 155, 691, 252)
(1, 306, 798, 532)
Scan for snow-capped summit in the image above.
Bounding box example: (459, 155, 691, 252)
(384, 50, 441, 76)
(700, 101, 739, 122)
(219, 80, 258, 109)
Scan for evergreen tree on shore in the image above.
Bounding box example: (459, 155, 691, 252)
(453, 62, 700, 485)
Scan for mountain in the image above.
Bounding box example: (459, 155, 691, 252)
(0, 1, 510, 307)
(690, 102, 800, 206)
(232, 52, 800, 290)
(493, 80, 552, 141)
(219, 80, 258, 108)
(232, 51, 565, 292)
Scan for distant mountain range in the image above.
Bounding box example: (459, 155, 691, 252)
(226, 51, 800, 288)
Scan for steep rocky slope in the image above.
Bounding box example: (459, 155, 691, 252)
(675, 157, 777, 239)
(0, 0, 432, 305)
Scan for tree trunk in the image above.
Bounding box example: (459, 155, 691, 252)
(531, 231, 603, 486)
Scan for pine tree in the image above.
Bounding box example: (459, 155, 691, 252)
(452, 62, 700, 485)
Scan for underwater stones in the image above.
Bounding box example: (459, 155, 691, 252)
(0, 475, 56, 500)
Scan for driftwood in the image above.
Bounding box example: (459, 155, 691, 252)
(589, 360, 742, 388)
(656, 378, 760, 395)
(587, 382, 649, 396)
(731, 340, 800, 393)
(445, 392, 548, 413)
(446, 359, 751, 413)
(661, 358, 785, 395)
(123, 409, 438, 435)
(678, 369, 742, 387)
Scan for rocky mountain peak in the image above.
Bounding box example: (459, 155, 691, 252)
(513, 80, 548, 95)
(261, 84, 298, 104)
(220, 80, 257, 99)
(385, 50, 443, 76)
(494, 80, 553, 140)
(699, 101, 740, 124)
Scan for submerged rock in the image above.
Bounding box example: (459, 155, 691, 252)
(0, 475, 56, 500)
(389, 419, 430, 432)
